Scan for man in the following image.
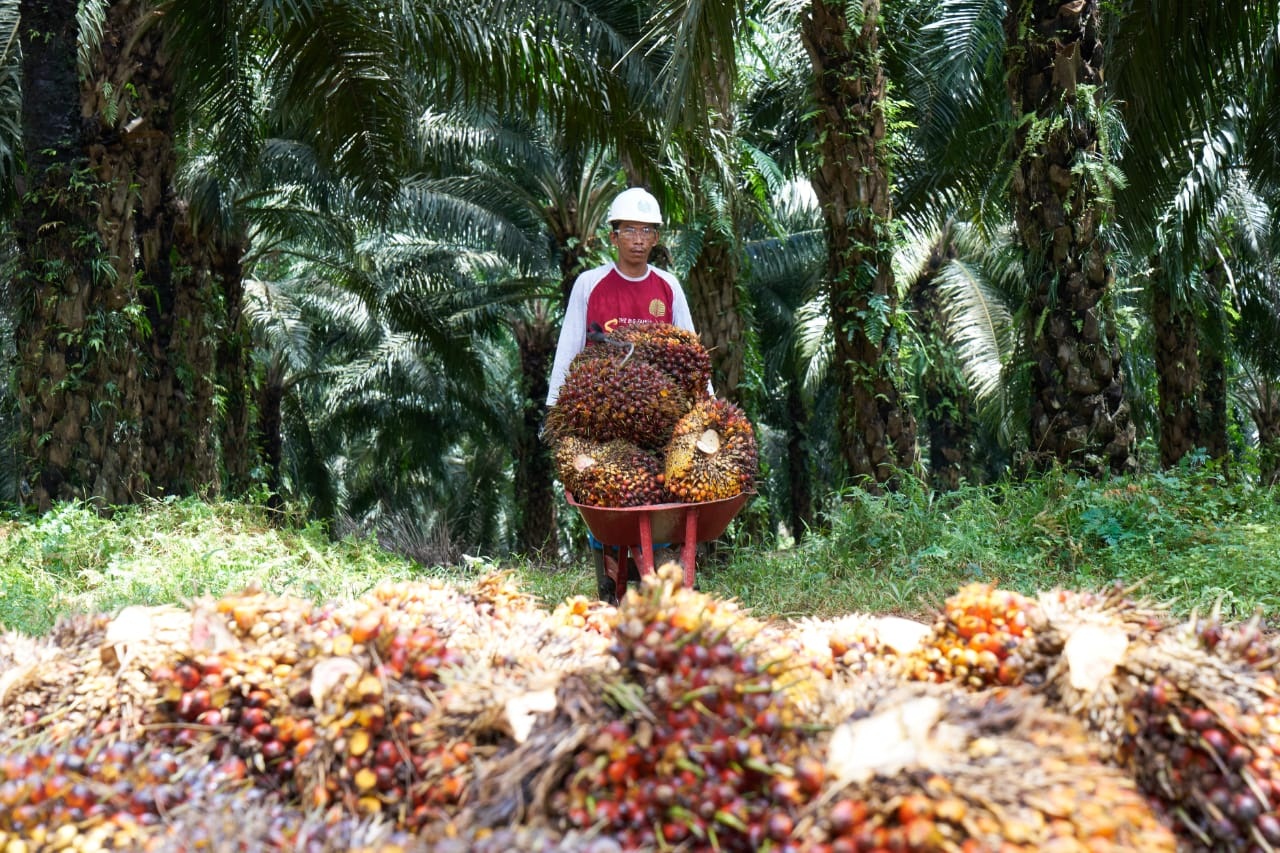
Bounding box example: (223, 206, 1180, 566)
(546, 187, 697, 406)
(546, 187, 698, 601)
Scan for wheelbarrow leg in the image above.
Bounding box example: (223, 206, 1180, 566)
(594, 546, 624, 605)
(610, 545, 629, 599)
(636, 513, 656, 577)
(682, 508, 698, 589)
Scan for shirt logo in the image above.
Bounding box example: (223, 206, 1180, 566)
(649, 299, 667, 318)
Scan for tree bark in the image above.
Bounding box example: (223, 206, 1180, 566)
(1005, 0, 1135, 476)
(1151, 269, 1201, 468)
(1199, 264, 1231, 466)
(684, 61, 746, 401)
(909, 235, 976, 491)
(513, 304, 557, 555)
(1252, 382, 1280, 487)
(784, 380, 814, 541)
(14, 0, 233, 511)
(686, 238, 746, 401)
(801, 0, 918, 493)
(15, 0, 147, 509)
(212, 232, 254, 495)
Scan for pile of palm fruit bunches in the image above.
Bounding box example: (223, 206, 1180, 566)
(6, 566, 1280, 851)
(545, 322, 757, 507)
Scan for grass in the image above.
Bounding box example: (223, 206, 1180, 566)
(1, 466, 1278, 637)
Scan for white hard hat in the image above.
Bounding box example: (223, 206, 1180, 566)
(606, 187, 663, 225)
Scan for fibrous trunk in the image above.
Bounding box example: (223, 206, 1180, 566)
(801, 0, 918, 493)
(685, 60, 747, 402)
(1252, 381, 1280, 487)
(1199, 265, 1231, 465)
(1005, 0, 1135, 476)
(785, 381, 815, 542)
(15, 0, 229, 509)
(514, 307, 557, 553)
(1152, 275, 1201, 468)
(686, 237, 745, 400)
(15, 0, 146, 508)
(909, 235, 976, 491)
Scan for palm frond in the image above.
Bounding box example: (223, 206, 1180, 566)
(934, 258, 1014, 402)
(265, 1, 412, 208)
(0, 0, 20, 208)
(75, 0, 108, 78)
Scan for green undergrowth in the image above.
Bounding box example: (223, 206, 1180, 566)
(704, 467, 1280, 622)
(1, 465, 1278, 637)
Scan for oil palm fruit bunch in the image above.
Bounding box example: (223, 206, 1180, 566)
(139, 795, 426, 853)
(553, 436, 668, 507)
(555, 569, 825, 851)
(789, 613, 930, 684)
(145, 590, 481, 832)
(606, 321, 712, 399)
(0, 737, 273, 849)
(902, 583, 1039, 688)
(0, 604, 196, 746)
(544, 353, 690, 450)
(802, 683, 1177, 851)
(1017, 588, 1280, 851)
(663, 398, 758, 502)
(147, 576, 624, 837)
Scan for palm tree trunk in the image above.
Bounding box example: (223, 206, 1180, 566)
(259, 368, 286, 507)
(15, 0, 146, 509)
(784, 381, 814, 542)
(213, 232, 254, 495)
(801, 0, 918, 493)
(1199, 264, 1231, 465)
(686, 238, 746, 400)
(514, 305, 557, 554)
(685, 61, 747, 401)
(1151, 271, 1201, 468)
(15, 0, 230, 510)
(1005, 0, 1135, 476)
(909, 235, 976, 491)
(1252, 382, 1280, 487)
(511, 208, 599, 556)
(89, 0, 223, 497)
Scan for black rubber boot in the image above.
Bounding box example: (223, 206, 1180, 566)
(593, 549, 618, 605)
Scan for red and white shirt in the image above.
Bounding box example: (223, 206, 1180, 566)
(546, 262, 696, 405)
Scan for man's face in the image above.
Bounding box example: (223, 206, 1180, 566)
(610, 220, 659, 268)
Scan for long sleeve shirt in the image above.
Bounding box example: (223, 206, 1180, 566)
(546, 262, 695, 406)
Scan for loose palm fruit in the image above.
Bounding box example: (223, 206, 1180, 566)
(902, 583, 1037, 688)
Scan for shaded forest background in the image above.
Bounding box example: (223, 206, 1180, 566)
(0, 0, 1277, 567)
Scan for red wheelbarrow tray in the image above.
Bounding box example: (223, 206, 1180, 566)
(566, 490, 752, 592)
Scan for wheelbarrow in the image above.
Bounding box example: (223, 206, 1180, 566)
(566, 490, 751, 598)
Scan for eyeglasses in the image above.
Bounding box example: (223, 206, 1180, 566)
(616, 226, 657, 239)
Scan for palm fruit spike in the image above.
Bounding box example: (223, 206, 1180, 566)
(606, 321, 712, 399)
(901, 583, 1039, 688)
(544, 352, 690, 450)
(555, 567, 825, 852)
(804, 682, 1178, 852)
(1019, 587, 1280, 851)
(553, 436, 667, 508)
(663, 397, 758, 502)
